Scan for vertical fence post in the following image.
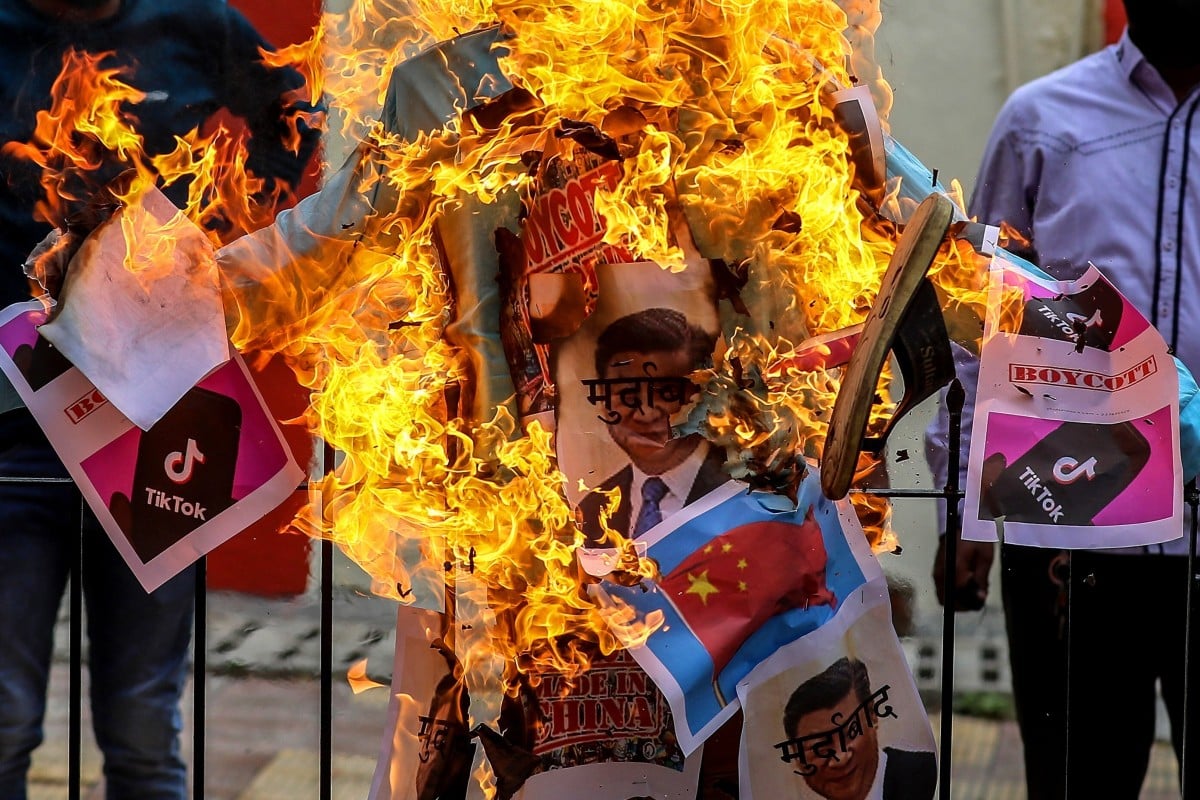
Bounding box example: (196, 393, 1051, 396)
(320, 442, 335, 800)
(193, 556, 207, 798)
(69, 496, 83, 800)
(1183, 479, 1199, 795)
(938, 378, 964, 800)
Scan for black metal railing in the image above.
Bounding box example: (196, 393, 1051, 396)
(21, 385, 1200, 798)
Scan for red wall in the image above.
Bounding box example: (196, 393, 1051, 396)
(1106, 0, 1126, 44)
(206, 0, 323, 596)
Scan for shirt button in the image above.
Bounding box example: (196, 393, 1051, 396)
(1165, 241, 1176, 252)
(1169, 176, 1180, 189)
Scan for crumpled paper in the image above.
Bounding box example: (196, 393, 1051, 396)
(40, 186, 229, 430)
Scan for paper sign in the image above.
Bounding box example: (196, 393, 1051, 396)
(0, 301, 304, 591)
(963, 251, 1182, 548)
(369, 607, 476, 800)
(735, 582, 936, 800)
(596, 468, 882, 755)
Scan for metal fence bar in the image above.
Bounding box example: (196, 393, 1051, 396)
(321, 441, 336, 800)
(25, 394, 1200, 798)
(1183, 480, 1199, 796)
(193, 556, 207, 799)
(68, 496, 83, 800)
(321, 538, 334, 800)
(939, 379, 964, 799)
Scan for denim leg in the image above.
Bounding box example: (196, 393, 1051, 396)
(83, 514, 194, 800)
(0, 416, 75, 800)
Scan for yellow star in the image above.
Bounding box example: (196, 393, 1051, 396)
(703, 544, 715, 554)
(722, 542, 734, 553)
(738, 581, 748, 592)
(737, 558, 748, 570)
(685, 570, 720, 605)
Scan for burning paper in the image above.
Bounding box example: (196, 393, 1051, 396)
(369, 606, 475, 800)
(595, 467, 882, 754)
(0, 302, 302, 591)
(964, 250, 1183, 548)
(39, 186, 230, 430)
(12, 0, 978, 796)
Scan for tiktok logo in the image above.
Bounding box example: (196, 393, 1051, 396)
(164, 439, 205, 484)
(1052, 455, 1098, 484)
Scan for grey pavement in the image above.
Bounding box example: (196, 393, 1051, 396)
(32, 541, 1182, 798)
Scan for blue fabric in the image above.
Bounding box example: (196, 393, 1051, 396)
(0, 412, 195, 800)
(884, 134, 949, 211)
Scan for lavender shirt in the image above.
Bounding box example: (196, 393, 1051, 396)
(971, 30, 1200, 368)
(927, 30, 1200, 554)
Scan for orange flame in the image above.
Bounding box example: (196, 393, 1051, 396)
(17, 0, 992, 705)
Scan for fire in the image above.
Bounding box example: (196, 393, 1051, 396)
(13, 0, 1001, 735)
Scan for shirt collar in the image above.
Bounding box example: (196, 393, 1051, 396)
(1113, 27, 1194, 110)
(630, 439, 710, 505)
(1114, 28, 1146, 82)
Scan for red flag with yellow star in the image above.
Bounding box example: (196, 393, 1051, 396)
(656, 507, 835, 676)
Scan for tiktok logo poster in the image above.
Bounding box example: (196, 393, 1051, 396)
(80, 358, 294, 568)
(0, 302, 302, 590)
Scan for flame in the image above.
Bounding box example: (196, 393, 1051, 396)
(6, 49, 311, 248)
(264, 0, 910, 699)
(16, 0, 998, 728)
(348, 658, 389, 694)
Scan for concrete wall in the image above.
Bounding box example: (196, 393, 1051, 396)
(869, 0, 1108, 631)
(874, 0, 1104, 200)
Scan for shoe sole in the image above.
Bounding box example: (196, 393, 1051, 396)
(821, 193, 955, 499)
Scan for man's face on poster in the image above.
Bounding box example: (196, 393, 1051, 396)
(791, 689, 880, 800)
(601, 347, 701, 475)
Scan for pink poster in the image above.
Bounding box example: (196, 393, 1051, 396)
(963, 256, 1182, 548)
(0, 302, 304, 591)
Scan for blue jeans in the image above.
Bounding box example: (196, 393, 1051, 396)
(0, 411, 194, 800)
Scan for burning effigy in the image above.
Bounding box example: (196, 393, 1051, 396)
(11, 0, 1190, 798)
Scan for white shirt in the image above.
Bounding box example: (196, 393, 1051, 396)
(629, 440, 711, 534)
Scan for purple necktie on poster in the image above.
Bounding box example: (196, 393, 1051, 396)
(634, 476, 667, 536)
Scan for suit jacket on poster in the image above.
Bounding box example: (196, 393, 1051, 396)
(577, 445, 730, 545)
(882, 747, 938, 800)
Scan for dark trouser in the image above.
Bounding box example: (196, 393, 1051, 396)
(0, 411, 194, 800)
(1002, 544, 1191, 799)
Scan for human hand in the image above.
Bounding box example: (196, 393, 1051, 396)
(23, 228, 80, 300)
(932, 531, 993, 611)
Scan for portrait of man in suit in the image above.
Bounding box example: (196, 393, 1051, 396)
(780, 657, 936, 800)
(577, 307, 728, 544)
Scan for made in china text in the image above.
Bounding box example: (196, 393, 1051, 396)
(1009, 356, 1156, 392)
(533, 658, 665, 753)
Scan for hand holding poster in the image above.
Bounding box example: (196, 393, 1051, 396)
(963, 250, 1182, 548)
(0, 302, 303, 590)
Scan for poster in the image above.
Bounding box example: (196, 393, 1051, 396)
(596, 471, 882, 755)
(963, 251, 1182, 548)
(369, 606, 477, 800)
(369, 608, 702, 800)
(736, 583, 936, 800)
(553, 259, 725, 536)
(0, 301, 304, 591)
